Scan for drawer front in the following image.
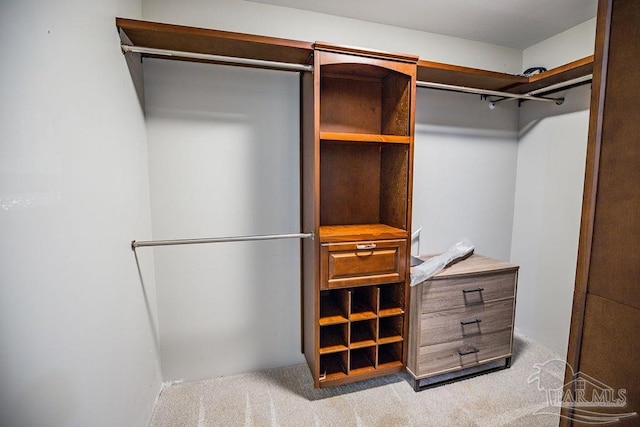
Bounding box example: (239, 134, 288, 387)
(416, 329, 512, 377)
(420, 298, 514, 346)
(321, 239, 407, 289)
(421, 271, 516, 313)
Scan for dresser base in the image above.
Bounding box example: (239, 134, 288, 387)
(409, 356, 512, 392)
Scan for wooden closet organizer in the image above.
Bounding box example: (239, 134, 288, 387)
(116, 17, 594, 389)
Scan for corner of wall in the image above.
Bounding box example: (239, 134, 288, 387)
(522, 18, 596, 72)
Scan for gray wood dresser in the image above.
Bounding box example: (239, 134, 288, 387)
(407, 254, 518, 390)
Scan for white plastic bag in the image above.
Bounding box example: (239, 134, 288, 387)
(410, 239, 475, 286)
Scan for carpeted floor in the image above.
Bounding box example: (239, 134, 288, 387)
(150, 332, 565, 426)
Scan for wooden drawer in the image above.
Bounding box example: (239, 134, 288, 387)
(421, 271, 516, 313)
(419, 298, 515, 346)
(416, 328, 512, 377)
(321, 239, 407, 289)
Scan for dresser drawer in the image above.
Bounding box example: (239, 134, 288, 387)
(321, 239, 407, 289)
(419, 298, 514, 346)
(421, 270, 517, 313)
(416, 329, 512, 377)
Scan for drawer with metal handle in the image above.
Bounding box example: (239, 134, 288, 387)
(419, 298, 515, 346)
(321, 239, 407, 289)
(415, 329, 513, 377)
(420, 270, 517, 313)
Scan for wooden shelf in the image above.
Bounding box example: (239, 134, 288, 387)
(417, 60, 527, 91)
(117, 18, 593, 97)
(350, 338, 377, 349)
(509, 56, 594, 94)
(379, 307, 404, 317)
(350, 311, 377, 321)
(320, 132, 411, 144)
(378, 335, 403, 345)
(116, 18, 313, 66)
(319, 224, 407, 242)
(417, 56, 593, 94)
(319, 307, 348, 326)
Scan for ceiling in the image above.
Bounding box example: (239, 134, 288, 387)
(248, 0, 598, 49)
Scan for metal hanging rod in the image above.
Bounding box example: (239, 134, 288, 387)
(528, 74, 593, 96)
(489, 74, 593, 104)
(121, 45, 314, 73)
(131, 232, 314, 250)
(416, 80, 564, 104)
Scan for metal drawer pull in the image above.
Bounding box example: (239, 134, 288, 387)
(356, 243, 376, 250)
(462, 287, 484, 294)
(460, 318, 482, 326)
(458, 347, 480, 356)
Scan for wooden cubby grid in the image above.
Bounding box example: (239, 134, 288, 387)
(318, 283, 405, 382)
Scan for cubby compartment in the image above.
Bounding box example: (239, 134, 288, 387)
(319, 65, 411, 137)
(350, 319, 377, 348)
(319, 289, 349, 325)
(350, 346, 377, 374)
(319, 323, 348, 354)
(320, 142, 409, 229)
(378, 315, 404, 344)
(320, 351, 348, 381)
(378, 342, 403, 368)
(350, 287, 377, 320)
(379, 283, 405, 316)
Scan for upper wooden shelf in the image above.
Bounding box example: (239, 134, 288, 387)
(508, 56, 594, 94)
(116, 18, 314, 65)
(319, 224, 408, 242)
(417, 56, 593, 93)
(417, 60, 527, 91)
(116, 17, 593, 95)
(320, 132, 411, 144)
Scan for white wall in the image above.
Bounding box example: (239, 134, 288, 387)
(413, 90, 519, 260)
(523, 18, 596, 71)
(510, 19, 595, 357)
(142, 0, 523, 73)
(511, 106, 589, 358)
(0, 1, 162, 426)
(144, 60, 304, 381)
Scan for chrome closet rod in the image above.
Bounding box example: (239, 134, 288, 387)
(528, 74, 593, 95)
(132, 232, 314, 249)
(416, 80, 564, 103)
(489, 74, 594, 104)
(121, 45, 314, 72)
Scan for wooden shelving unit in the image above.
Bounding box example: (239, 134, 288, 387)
(300, 43, 416, 388)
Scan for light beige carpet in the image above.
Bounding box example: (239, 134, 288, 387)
(150, 332, 565, 426)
